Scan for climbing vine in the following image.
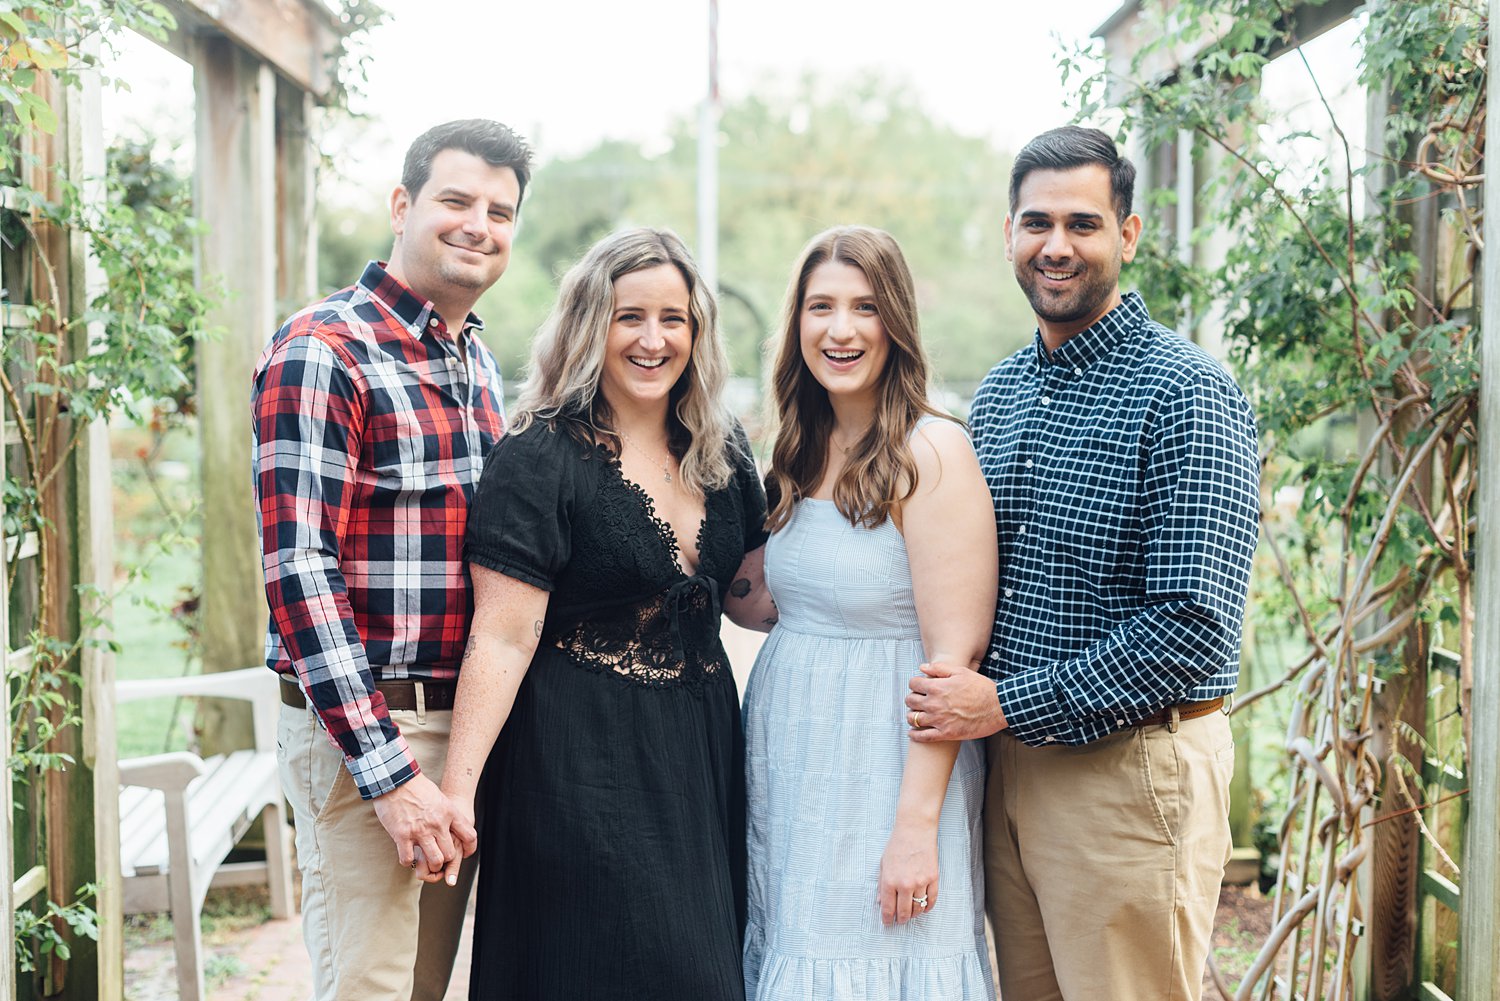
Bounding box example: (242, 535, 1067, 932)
(0, 0, 382, 984)
(1069, 0, 1483, 997)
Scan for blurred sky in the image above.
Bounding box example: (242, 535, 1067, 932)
(106, 0, 1127, 192)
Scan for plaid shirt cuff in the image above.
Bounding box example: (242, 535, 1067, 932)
(344, 730, 421, 800)
(996, 670, 1073, 745)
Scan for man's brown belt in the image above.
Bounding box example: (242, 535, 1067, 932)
(1135, 697, 1225, 728)
(279, 676, 458, 712)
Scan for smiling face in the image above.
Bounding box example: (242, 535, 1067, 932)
(1004, 163, 1142, 349)
(387, 148, 521, 323)
(599, 264, 694, 420)
(798, 260, 890, 410)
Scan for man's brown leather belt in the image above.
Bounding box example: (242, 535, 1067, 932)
(1135, 697, 1225, 728)
(280, 677, 458, 712)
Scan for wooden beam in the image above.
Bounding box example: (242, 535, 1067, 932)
(1, 269, 15, 1001)
(24, 64, 104, 1001)
(192, 36, 273, 755)
(275, 79, 317, 312)
(155, 0, 341, 102)
(1459, 2, 1500, 993)
(69, 43, 123, 1001)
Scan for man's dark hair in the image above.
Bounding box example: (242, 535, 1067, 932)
(1009, 126, 1136, 224)
(401, 119, 534, 208)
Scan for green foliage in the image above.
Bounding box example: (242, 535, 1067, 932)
(13, 883, 98, 972)
(321, 76, 1034, 386)
(0, 0, 379, 984)
(1084, 1, 1482, 996)
(0, 0, 175, 155)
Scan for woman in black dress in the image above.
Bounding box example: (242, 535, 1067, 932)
(441, 228, 770, 1000)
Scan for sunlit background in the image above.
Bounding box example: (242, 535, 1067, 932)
(105, 1, 1133, 391)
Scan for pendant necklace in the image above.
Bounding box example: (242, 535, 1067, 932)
(620, 431, 674, 484)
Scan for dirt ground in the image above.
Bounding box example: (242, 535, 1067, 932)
(1205, 884, 1276, 999)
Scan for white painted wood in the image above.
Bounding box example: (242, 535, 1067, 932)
(69, 41, 122, 998)
(114, 667, 294, 1001)
(1459, 3, 1500, 993)
(1, 175, 15, 1001)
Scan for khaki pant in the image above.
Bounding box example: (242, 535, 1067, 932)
(277, 704, 478, 1001)
(984, 712, 1234, 1001)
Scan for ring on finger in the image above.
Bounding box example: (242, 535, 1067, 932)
(912, 893, 929, 908)
(909, 710, 923, 729)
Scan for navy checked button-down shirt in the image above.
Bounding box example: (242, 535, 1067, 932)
(252, 261, 506, 799)
(969, 292, 1259, 747)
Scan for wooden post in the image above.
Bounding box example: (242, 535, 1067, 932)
(70, 43, 123, 1001)
(191, 36, 274, 754)
(21, 65, 106, 1001)
(1458, 1, 1500, 991)
(275, 81, 317, 313)
(2, 332, 15, 1001)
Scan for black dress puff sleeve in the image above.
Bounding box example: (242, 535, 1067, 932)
(465, 423, 580, 591)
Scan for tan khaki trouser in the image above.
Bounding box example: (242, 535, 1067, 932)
(277, 704, 478, 1001)
(984, 712, 1234, 1001)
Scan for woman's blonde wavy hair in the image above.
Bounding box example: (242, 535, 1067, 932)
(510, 227, 735, 495)
(765, 225, 956, 531)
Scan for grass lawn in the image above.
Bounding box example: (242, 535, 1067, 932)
(111, 422, 203, 760)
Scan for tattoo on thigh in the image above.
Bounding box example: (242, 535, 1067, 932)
(729, 578, 751, 598)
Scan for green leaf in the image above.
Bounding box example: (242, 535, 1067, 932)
(20, 90, 56, 134)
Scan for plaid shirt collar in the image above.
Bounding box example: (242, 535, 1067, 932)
(359, 260, 486, 341)
(1029, 290, 1147, 373)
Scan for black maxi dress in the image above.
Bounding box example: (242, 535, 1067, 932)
(464, 419, 768, 1001)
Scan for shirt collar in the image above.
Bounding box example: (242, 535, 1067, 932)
(1031, 290, 1148, 371)
(358, 260, 486, 341)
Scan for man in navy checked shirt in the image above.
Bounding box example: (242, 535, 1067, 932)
(253, 120, 531, 1001)
(907, 127, 1259, 999)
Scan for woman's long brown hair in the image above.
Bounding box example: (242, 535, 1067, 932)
(765, 226, 957, 531)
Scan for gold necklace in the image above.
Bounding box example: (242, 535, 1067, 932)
(620, 431, 674, 484)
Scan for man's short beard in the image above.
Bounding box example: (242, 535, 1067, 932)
(1016, 265, 1118, 329)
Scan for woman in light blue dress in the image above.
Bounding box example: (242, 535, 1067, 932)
(724, 226, 999, 1000)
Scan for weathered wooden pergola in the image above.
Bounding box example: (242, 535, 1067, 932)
(1094, 2, 1497, 997)
(1, 1, 341, 997)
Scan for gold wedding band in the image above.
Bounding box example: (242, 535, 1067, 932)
(910, 710, 923, 729)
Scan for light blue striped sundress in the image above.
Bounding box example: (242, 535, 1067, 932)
(743, 427, 995, 1001)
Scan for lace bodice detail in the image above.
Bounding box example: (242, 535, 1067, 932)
(466, 422, 768, 689)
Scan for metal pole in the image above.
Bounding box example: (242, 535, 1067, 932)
(1459, 2, 1500, 994)
(697, 0, 719, 292)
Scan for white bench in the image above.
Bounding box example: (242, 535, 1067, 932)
(116, 667, 294, 1001)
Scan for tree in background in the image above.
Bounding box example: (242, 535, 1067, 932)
(321, 76, 1034, 391)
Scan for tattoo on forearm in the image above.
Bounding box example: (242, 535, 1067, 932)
(465, 767, 473, 777)
(461, 635, 478, 664)
(729, 578, 751, 598)
(762, 598, 779, 627)
(533, 619, 543, 637)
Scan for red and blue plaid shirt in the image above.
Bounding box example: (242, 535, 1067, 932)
(252, 261, 506, 799)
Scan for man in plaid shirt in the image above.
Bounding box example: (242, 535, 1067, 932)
(253, 120, 531, 1001)
(906, 127, 1259, 999)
